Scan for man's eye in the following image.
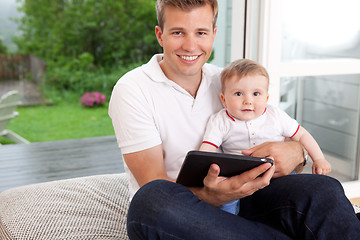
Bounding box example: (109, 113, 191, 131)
(235, 92, 242, 96)
(198, 32, 206, 36)
(173, 31, 182, 35)
(254, 92, 260, 96)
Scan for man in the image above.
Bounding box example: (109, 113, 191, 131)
(109, 0, 360, 239)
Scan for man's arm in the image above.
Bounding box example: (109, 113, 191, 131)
(123, 144, 173, 187)
(242, 141, 305, 178)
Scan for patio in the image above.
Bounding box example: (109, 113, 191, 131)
(0, 135, 124, 192)
(1, 135, 359, 206)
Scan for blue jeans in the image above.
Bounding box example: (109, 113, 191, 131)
(220, 171, 297, 215)
(127, 174, 360, 240)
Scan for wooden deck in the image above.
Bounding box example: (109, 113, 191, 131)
(0, 135, 125, 192)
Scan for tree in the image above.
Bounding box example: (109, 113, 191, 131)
(14, 0, 161, 67)
(0, 39, 7, 53)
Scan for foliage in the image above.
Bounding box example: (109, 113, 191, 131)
(0, 98, 115, 144)
(80, 91, 106, 107)
(14, 0, 161, 67)
(0, 39, 7, 53)
(44, 62, 141, 96)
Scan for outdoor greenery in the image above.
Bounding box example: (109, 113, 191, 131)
(14, 0, 160, 66)
(0, 39, 7, 53)
(0, 92, 115, 144)
(14, 0, 161, 95)
(1, 0, 162, 144)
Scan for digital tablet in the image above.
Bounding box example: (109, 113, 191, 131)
(176, 150, 273, 187)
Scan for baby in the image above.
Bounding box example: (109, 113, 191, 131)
(200, 59, 331, 214)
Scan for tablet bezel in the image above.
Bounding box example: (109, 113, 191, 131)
(176, 150, 273, 187)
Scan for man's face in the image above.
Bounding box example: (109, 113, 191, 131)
(155, 4, 217, 82)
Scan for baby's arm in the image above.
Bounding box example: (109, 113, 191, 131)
(291, 126, 331, 175)
(199, 142, 218, 152)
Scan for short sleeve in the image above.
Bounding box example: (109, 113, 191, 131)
(273, 106, 300, 138)
(202, 111, 228, 148)
(109, 79, 161, 154)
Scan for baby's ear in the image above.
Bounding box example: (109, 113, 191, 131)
(267, 95, 269, 102)
(220, 93, 227, 108)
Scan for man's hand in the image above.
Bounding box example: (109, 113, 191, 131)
(242, 141, 304, 178)
(191, 162, 274, 207)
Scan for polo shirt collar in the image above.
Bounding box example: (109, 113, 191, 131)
(141, 54, 168, 83)
(226, 107, 268, 124)
(141, 54, 214, 98)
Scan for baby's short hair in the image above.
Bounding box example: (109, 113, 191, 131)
(221, 59, 269, 93)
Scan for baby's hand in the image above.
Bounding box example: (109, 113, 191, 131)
(312, 159, 331, 175)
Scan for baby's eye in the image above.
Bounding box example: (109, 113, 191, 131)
(235, 92, 242, 96)
(253, 92, 260, 96)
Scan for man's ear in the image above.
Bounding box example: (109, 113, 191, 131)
(155, 26, 163, 47)
(213, 26, 218, 37)
(220, 93, 227, 108)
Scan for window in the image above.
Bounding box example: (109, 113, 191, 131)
(230, 0, 360, 182)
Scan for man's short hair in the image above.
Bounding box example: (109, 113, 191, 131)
(221, 59, 270, 93)
(156, 0, 218, 30)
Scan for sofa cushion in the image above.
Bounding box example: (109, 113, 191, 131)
(0, 173, 359, 239)
(0, 173, 130, 240)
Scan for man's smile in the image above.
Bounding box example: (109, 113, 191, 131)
(179, 55, 200, 61)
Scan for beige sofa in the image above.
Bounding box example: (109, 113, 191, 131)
(1, 173, 359, 239)
(0, 173, 130, 239)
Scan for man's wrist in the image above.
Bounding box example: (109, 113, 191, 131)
(302, 148, 309, 166)
(188, 186, 222, 207)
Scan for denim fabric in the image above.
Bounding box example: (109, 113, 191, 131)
(220, 172, 296, 215)
(127, 174, 360, 240)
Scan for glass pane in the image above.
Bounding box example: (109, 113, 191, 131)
(281, 0, 360, 182)
(282, 0, 360, 61)
(280, 75, 360, 182)
(212, 0, 236, 67)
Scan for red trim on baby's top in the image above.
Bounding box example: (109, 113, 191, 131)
(262, 107, 267, 114)
(290, 125, 300, 138)
(225, 110, 235, 121)
(202, 141, 219, 149)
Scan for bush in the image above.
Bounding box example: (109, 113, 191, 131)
(80, 92, 106, 107)
(0, 39, 7, 53)
(44, 61, 141, 97)
(14, 0, 161, 66)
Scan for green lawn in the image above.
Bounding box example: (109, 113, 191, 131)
(0, 101, 115, 144)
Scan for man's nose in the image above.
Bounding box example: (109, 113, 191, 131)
(182, 34, 197, 51)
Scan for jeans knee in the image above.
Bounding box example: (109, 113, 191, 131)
(127, 180, 194, 239)
(128, 180, 172, 218)
(127, 180, 193, 224)
(295, 175, 346, 208)
(310, 175, 343, 195)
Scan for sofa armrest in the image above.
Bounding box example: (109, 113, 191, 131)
(0, 173, 130, 240)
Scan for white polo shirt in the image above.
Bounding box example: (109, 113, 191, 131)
(202, 105, 300, 155)
(109, 54, 223, 198)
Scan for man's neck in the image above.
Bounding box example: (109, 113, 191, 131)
(159, 61, 202, 98)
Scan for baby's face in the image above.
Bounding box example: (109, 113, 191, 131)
(220, 74, 269, 121)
